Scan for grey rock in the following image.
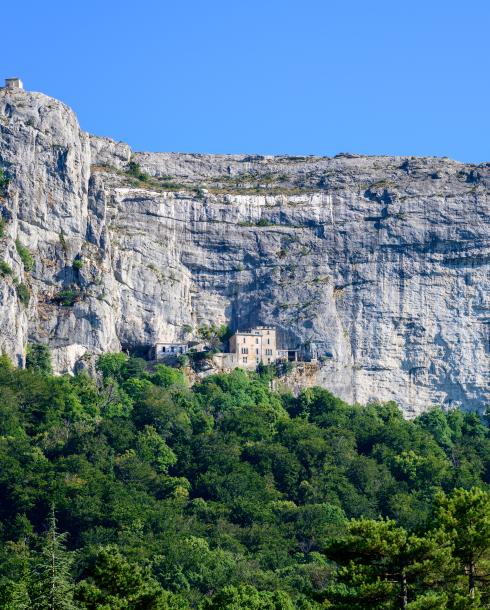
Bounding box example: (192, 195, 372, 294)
(0, 87, 489, 415)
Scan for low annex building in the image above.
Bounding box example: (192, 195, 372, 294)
(155, 342, 189, 360)
(155, 340, 205, 361)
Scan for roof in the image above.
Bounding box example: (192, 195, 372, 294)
(233, 326, 276, 336)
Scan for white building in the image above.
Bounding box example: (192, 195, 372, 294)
(155, 342, 189, 361)
(4, 78, 23, 90)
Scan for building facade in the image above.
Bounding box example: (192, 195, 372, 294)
(229, 326, 277, 369)
(155, 342, 189, 361)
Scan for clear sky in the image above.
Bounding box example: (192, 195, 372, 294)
(3, 0, 489, 162)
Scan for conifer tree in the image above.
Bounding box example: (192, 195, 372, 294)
(324, 518, 450, 610)
(434, 488, 490, 602)
(31, 507, 78, 610)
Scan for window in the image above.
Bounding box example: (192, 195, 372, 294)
(243, 337, 246, 343)
(265, 349, 273, 356)
(267, 339, 270, 344)
(243, 357, 248, 363)
(268, 358, 271, 363)
(162, 346, 166, 352)
(256, 348, 259, 355)
(241, 347, 248, 354)
(256, 338, 259, 344)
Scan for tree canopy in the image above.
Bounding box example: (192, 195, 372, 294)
(0, 351, 490, 608)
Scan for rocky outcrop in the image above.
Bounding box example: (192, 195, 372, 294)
(0, 86, 489, 415)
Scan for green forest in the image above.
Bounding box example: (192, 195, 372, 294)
(0, 348, 489, 609)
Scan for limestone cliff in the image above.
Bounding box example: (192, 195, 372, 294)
(0, 86, 489, 415)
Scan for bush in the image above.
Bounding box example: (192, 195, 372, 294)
(54, 288, 79, 306)
(72, 257, 83, 270)
(25, 343, 52, 375)
(257, 218, 271, 227)
(150, 364, 186, 388)
(0, 218, 6, 238)
(198, 323, 232, 349)
(177, 354, 190, 368)
(0, 168, 9, 194)
(278, 361, 294, 376)
(0, 259, 12, 276)
(96, 352, 128, 381)
(16, 282, 30, 305)
(126, 161, 150, 182)
(15, 239, 34, 272)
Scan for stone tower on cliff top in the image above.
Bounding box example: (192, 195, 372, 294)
(4, 78, 23, 90)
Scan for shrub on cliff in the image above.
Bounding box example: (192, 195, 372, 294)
(54, 288, 80, 306)
(15, 282, 30, 305)
(15, 239, 34, 272)
(0, 259, 12, 276)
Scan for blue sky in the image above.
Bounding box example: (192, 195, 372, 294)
(3, 1, 489, 162)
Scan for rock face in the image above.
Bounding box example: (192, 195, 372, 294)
(0, 87, 489, 415)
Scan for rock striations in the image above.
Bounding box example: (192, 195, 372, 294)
(0, 86, 489, 415)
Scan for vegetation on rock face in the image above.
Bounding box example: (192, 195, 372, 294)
(54, 288, 80, 306)
(15, 281, 30, 305)
(0, 259, 12, 276)
(15, 239, 35, 272)
(126, 160, 150, 182)
(197, 323, 232, 350)
(0, 352, 489, 608)
(72, 256, 83, 270)
(0, 168, 9, 195)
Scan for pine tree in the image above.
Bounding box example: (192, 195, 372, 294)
(324, 518, 451, 610)
(31, 507, 78, 610)
(434, 488, 490, 602)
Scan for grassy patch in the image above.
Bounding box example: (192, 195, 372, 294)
(15, 239, 34, 272)
(16, 282, 30, 306)
(72, 257, 83, 270)
(54, 288, 80, 306)
(0, 260, 12, 276)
